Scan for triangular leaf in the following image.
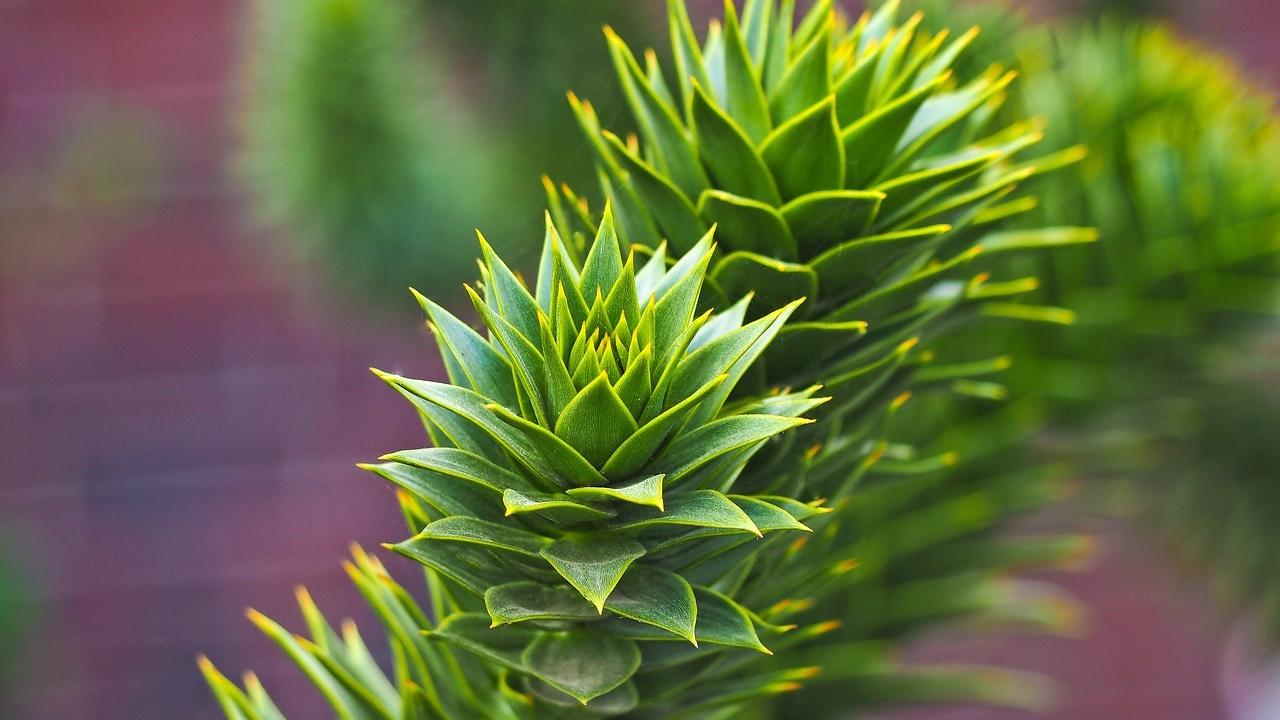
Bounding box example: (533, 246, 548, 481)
(417, 516, 550, 558)
(720, 0, 773, 143)
(416, 290, 518, 409)
(502, 489, 617, 523)
(541, 533, 647, 612)
(781, 190, 886, 259)
(521, 631, 641, 704)
(605, 565, 698, 644)
(555, 374, 639, 469)
(604, 27, 708, 199)
(711, 253, 815, 318)
(768, 20, 831, 122)
(567, 475, 666, 511)
(760, 96, 845, 200)
(606, 489, 760, 536)
(488, 402, 608, 487)
(811, 225, 952, 302)
(659, 414, 813, 485)
(601, 131, 707, 254)
(485, 582, 597, 628)
(697, 190, 797, 260)
(689, 80, 781, 206)
(362, 461, 503, 522)
(477, 234, 542, 347)
(842, 71, 950, 186)
(602, 376, 727, 479)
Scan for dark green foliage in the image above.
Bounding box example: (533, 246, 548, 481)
(0, 532, 37, 701)
(429, 0, 655, 190)
(203, 212, 831, 718)
(238, 0, 506, 308)
(237, 0, 657, 311)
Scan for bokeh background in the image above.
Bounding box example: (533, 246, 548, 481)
(0, 0, 1276, 718)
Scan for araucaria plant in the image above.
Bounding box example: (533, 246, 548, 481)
(202, 1, 1091, 717)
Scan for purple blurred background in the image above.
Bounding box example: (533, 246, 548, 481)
(0, 1, 1276, 718)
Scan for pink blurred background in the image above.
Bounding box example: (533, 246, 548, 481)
(0, 1, 1276, 718)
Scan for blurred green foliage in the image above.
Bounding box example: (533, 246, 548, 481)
(236, 0, 653, 311)
(906, 0, 1280, 640)
(1023, 19, 1280, 636)
(428, 0, 654, 190)
(239, 0, 500, 308)
(0, 532, 37, 708)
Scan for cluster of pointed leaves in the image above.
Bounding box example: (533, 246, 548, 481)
(203, 209, 846, 718)
(550, 0, 1097, 397)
